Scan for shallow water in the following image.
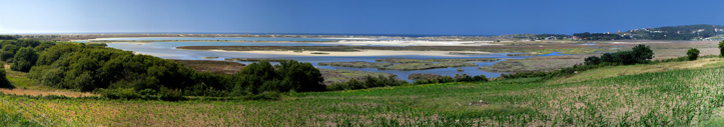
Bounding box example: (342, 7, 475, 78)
(103, 37, 563, 82)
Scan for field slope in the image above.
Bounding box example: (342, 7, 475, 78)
(2, 58, 724, 126)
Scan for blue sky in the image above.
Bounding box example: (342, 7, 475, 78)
(0, 0, 723, 35)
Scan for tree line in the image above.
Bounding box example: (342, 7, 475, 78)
(0, 39, 417, 100)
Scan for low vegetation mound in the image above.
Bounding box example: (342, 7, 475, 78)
(318, 61, 392, 68)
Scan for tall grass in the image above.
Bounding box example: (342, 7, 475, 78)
(1, 67, 724, 126)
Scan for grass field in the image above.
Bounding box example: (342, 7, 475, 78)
(3, 57, 724, 126)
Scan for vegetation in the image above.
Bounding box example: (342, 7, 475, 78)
(173, 60, 244, 75)
(480, 55, 585, 73)
(0, 69, 10, 89)
(0, 35, 18, 40)
(10, 47, 38, 72)
(318, 61, 393, 68)
(719, 40, 724, 56)
(573, 32, 626, 40)
(320, 58, 489, 71)
(584, 44, 654, 66)
(626, 24, 724, 40)
(224, 58, 292, 62)
(408, 73, 443, 81)
(16, 43, 332, 100)
(319, 69, 394, 85)
(413, 74, 487, 84)
(327, 75, 406, 91)
(375, 58, 498, 63)
(382, 62, 477, 70)
(687, 48, 700, 60)
(232, 60, 326, 95)
(7, 63, 724, 126)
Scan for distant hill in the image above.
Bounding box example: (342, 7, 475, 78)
(624, 24, 724, 40)
(560, 24, 724, 41)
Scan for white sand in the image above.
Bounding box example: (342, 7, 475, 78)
(233, 50, 491, 57)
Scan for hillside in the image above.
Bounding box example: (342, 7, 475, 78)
(3, 56, 724, 126)
(625, 24, 724, 40)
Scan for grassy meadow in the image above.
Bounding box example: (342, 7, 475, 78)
(3, 57, 724, 126)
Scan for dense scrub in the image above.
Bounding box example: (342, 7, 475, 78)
(413, 74, 488, 84)
(327, 75, 406, 91)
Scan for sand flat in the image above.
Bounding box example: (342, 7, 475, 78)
(235, 50, 491, 57)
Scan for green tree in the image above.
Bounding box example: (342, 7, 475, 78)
(631, 44, 654, 64)
(719, 40, 724, 57)
(0, 68, 11, 89)
(584, 56, 602, 65)
(10, 47, 38, 72)
(687, 48, 700, 61)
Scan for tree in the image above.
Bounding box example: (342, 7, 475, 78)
(631, 44, 654, 64)
(0, 68, 11, 89)
(10, 47, 38, 72)
(687, 48, 700, 61)
(719, 40, 724, 57)
(584, 56, 602, 65)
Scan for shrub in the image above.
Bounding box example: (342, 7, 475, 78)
(96, 88, 140, 99)
(242, 91, 282, 101)
(10, 47, 38, 72)
(719, 40, 724, 57)
(0, 68, 11, 89)
(687, 48, 699, 61)
(232, 60, 326, 95)
(327, 75, 407, 91)
(584, 56, 602, 65)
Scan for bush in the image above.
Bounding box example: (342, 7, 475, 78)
(242, 91, 282, 101)
(0, 69, 11, 89)
(687, 48, 700, 60)
(10, 47, 38, 72)
(719, 40, 724, 57)
(327, 75, 407, 91)
(232, 60, 326, 95)
(96, 88, 140, 99)
(584, 56, 601, 65)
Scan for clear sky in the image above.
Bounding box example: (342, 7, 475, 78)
(1, 0, 723, 35)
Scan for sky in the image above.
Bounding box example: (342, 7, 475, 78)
(0, 0, 723, 35)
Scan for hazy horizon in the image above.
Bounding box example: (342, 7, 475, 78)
(1, 0, 723, 35)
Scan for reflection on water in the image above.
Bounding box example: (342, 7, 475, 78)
(104, 38, 564, 82)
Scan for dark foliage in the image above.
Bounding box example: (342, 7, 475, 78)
(584, 44, 653, 65)
(0, 35, 18, 40)
(573, 32, 624, 40)
(10, 47, 38, 72)
(413, 74, 488, 84)
(328, 75, 407, 91)
(231, 60, 326, 95)
(719, 40, 724, 57)
(0, 69, 11, 89)
(687, 48, 699, 61)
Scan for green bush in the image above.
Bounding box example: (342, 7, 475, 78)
(11, 47, 39, 72)
(242, 91, 282, 101)
(687, 48, 699, 61)
(584, 44, 654, 65)
(0, 68, 11, 89)
(327, 75, 407, 91)
(719, 40, 724, 57)
(231, 60, 326, 95)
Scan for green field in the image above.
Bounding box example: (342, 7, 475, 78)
(3, 57, 724, 126)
